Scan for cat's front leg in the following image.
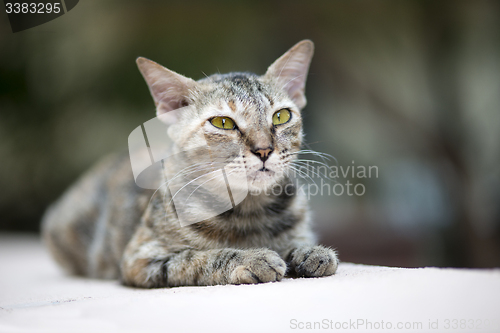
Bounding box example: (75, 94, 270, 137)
(284, 245, 338, 278)
(121, 235, 286, 287)
(226, 248, 286, 285)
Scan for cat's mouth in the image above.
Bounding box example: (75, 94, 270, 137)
(246, 164, 282, 190)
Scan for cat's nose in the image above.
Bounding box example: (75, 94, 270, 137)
(251, 147, 273, 162)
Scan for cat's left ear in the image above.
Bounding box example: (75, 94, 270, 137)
(265, 40, 314, 110)
(136, 57, 197, 122)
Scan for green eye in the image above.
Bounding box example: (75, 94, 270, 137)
(210, 116, 235, 130)
(272, 109, 291, 125)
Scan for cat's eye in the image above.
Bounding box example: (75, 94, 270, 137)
(210, 116, 236, 130)
(272, 109, 291, 126)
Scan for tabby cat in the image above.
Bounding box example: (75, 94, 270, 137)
(42, 40, 338, 288)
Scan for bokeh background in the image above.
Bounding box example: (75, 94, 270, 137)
(1, 0, 499, 268)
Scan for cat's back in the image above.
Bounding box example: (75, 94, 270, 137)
(41, 153, 151, 278)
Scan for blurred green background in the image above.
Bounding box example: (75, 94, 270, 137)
(1, 0, 499, 268)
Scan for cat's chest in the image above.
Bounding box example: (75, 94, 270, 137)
(180, 211, 296, 249)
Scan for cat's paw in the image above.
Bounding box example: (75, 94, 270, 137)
(230, 249, 286, 285)
(288, 246, 338, 278)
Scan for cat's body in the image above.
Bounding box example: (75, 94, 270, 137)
(42, 40, 338, 288)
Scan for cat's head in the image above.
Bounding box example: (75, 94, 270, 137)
(137, 40, 314, 192)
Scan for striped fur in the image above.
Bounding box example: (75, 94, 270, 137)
(42, 40, 338, 288)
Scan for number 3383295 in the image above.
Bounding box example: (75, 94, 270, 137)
(5, 2, 61, 14)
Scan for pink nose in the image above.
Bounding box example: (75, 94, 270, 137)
(252, 147, 273, 162)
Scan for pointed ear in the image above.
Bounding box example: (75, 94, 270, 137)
(136, 57, 197, 120)
(265, 40, 314, 109)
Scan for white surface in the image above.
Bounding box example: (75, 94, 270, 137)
(0, 234, 499, 333)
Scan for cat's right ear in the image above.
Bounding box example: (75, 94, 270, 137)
(265, 40, 314, 110)
(136, 57, 197, 122)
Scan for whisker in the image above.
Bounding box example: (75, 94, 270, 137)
(280, 74, 305, 91)
(290, 149, 338, 167)
(291, 161, 340, 185)
(292, 149, 335, 160)
(277, 52, 294, 81)
(183, 168, 239, 205)
(147, 161, 227, 208)
(291, 161, 329, 180)
(294, 159, 335, 172)
(288, 165, 318, 187)
(167, 169, 222, 207)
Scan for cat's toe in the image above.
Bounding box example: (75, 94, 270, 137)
(290, 246, 338, 278)
(230, 249, 286, 284)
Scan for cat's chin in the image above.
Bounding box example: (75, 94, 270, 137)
(246, 169, 285, 192)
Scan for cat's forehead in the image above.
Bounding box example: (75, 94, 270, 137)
(195, 72, 288, 113)
(203, 72, 265, 94)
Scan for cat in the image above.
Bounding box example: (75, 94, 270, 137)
(41, 40, 338, 288)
